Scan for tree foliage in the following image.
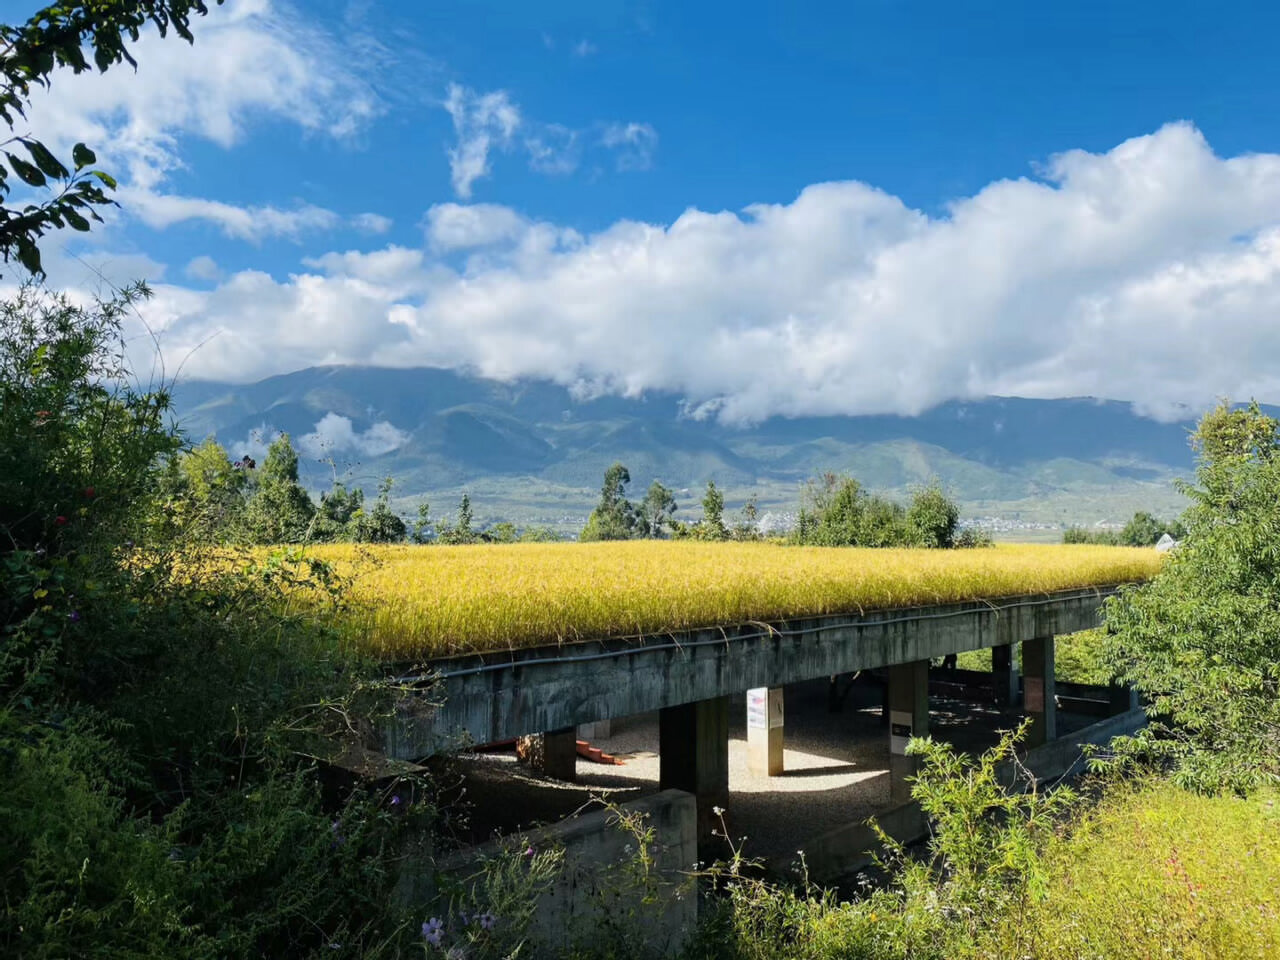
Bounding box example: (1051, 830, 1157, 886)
(580, 462, 637, 541)
(0, 1, 224, 274)
(638, 479, 678, 538)
(1103, 400, 1280, 791)
(792, 473, 964, 548)
(1064, 510, 1185, 546)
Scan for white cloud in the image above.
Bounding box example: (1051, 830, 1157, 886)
(138, 123, 1280, 422)
(124, 189, 341, 239)
(298, 412, 410, 459)
(601, 122, 658, 171)
(352, 212, 394, 234)
(25, 0, 378, 236)
(573, 39, 598, 57)
(185, 255, 222, 281)
(524, 124, 581, 176)
(443, 84, 522, 198)
(425, 203, 529, 251)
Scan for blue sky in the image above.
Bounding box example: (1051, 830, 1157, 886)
(13, 0, 1280, 419)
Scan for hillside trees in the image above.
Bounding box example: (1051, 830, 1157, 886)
(1103, 400, 1280, 791)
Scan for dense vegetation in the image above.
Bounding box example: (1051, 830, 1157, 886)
(0, 286, 445, 956)
(1063, 510, 1185, 546)
(5, 5, 1280, 958)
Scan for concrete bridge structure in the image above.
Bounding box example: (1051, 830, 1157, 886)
(385, 585, 1136, 845)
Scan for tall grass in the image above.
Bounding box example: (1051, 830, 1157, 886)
(295, 542, 1159, 660)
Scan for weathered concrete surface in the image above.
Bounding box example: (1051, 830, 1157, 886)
(386, 587, 1117, 760)
(397, 789, 698, 957)
(803, 706, 1147, 883)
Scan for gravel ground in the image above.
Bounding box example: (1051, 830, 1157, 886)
(445, 675, 1094, 870)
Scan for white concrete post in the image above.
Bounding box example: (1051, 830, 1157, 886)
(746, 686, 785, 776)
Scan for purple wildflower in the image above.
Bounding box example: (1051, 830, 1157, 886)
(67, 610, 81, 623)
(523, 846, 535, 858)
(390, 794, 401, 806)
(422, 917, 445, 946)
(330, 820, 345, 848)
(477, 912, 496, 931)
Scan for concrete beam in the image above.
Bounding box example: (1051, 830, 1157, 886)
(1022, 636, 1057, 746)
(385, 587, 1116, 759)
(888, 660, 929, 803)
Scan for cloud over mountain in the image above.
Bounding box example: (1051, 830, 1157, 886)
(139, 123, 1280, 422)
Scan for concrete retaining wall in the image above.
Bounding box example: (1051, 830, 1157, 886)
(398, 789, 698, 957)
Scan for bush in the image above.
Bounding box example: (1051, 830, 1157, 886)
(0, 285, 430, 957)
(1103, 401, 1280, 791)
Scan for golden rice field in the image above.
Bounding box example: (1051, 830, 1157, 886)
(301, 541, 1161, 661)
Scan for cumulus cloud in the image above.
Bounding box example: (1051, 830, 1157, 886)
(139, 123, 1280, 422)
(185, 255, 222, 281)
(601, 122, 659, 171)
(425, 202, 530, 251)
(25, 0, 378, 236)
(298, 413, 410, 459)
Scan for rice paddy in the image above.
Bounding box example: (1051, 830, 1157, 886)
(303, 541, 1161, 661)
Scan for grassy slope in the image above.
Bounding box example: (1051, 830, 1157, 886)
(988, 782, 1280, 958)
(300, 542, 1160, 660)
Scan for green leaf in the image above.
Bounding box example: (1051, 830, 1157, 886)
(72, 143, 96, 171)
(65, 209, 90, 232)
(6, 154, 45, 188)
(91, 170, 118, 190)
(15, 235, 42, 276)
(23, 139, 68, 180)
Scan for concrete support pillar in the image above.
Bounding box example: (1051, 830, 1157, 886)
(659, 696, 729, 844)
(515, 726, 577, 781)
(1022, 636, 1057, 747)
(578, 719, 612, 740)
(992, 642, 1020, 708)
(1108, 681, 1139, 716)
(746, 687, 785, 776)
(888, 660, 929, 804)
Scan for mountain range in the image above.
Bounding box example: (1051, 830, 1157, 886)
(169, 366, 1205, 537)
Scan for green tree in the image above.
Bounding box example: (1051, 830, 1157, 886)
(156, 436, 248, 541)
(1103, 400, 1280, 791)
(243, 434, 315, 543)
(732, 494, 761, 542)
(695, 479, 729, 541)
(0, 2, 224, 275)
(411, 499, 432, 543)
(638, 479, 678, 538)
(438, 493, 478, 544)
(348, 477, 406, 543)
(312, 481, 363, 542)
(906, 482, 959, 548)
(580, 462, 637, 541)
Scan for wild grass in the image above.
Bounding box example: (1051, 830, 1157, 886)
(295, 542, 1160, 661)
(983, 781, 1280, 959)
